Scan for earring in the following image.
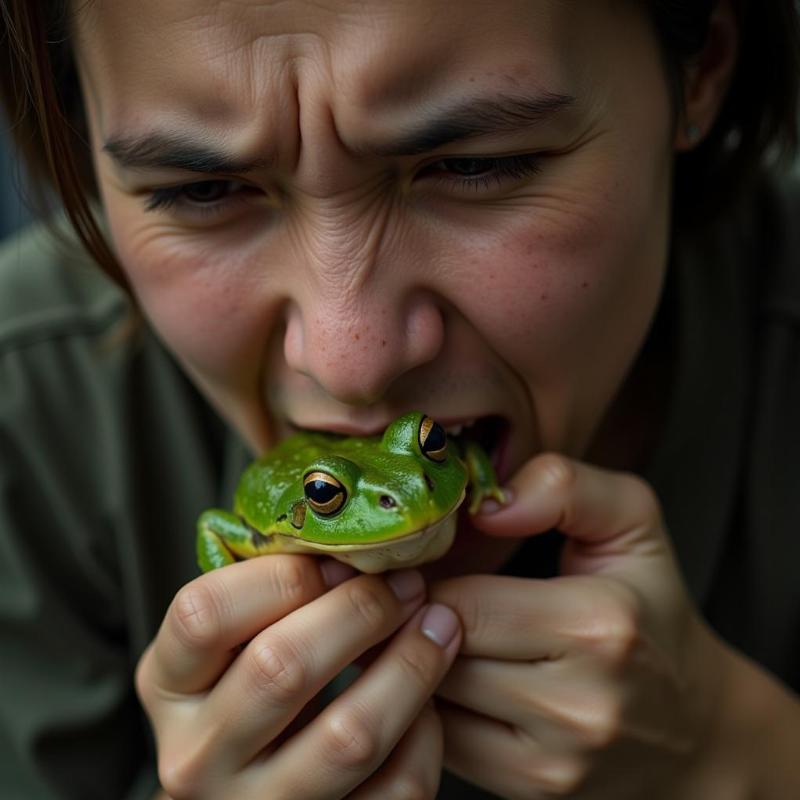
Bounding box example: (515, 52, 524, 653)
(686, 123, 702, 144)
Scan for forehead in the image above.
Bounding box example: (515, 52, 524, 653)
(74, 1, 634, 131)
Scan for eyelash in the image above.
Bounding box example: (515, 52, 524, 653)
(143, 181, 248, 214)
(424, 154, 543, 190)
(141, 154, 543, 215)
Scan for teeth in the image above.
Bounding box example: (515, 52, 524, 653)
(445, 419, 477, 438)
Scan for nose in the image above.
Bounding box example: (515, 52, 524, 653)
(283, 288, 444, 406)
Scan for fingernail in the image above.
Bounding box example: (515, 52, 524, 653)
(478, 488, 513, 515)
(320, 559, 358, 588)
(386, 569, 425, 603)
(420, 603, 459, 648)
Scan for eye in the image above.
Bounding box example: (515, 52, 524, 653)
(143, 179, 257, 216)
(418, 416, 447, 463)
(439, 158, 495, 177)
(303, 471, 347, 516)
(419, 154, 543, 192)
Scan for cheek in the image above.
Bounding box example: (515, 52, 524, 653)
(444, 182, 669, 384)
(107, 207, 281, 384)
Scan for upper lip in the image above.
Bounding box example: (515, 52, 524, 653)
(287, 412, 495, 438)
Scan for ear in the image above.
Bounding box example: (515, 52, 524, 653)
(674, 0, 739, 151)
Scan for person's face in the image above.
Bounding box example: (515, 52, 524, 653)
(75, 0, 675, 575)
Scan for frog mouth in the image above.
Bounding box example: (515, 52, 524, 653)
(271, 491, 465, 573)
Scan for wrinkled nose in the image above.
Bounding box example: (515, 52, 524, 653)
(283, 292, 444, 405)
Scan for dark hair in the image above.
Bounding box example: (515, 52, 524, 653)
(1, 0, 798, 282)
(649, 0, 800, 224)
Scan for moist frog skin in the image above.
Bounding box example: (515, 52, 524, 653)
(197, 411, 506, 573)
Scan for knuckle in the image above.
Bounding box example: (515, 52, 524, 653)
(346, 582, 390, 629)
(389, 775, 433, 800)
(170, 579, 226, 652)
(322, 706, 380, 770)
(248, 634, 306, 702)
(572, 698, 623, 750)
(580, 582, 641, 664)
(395, 647, 436, 692)
(534, 453, 577, 494)
(623, 473, 663, 520)
(270, 556, 312, 604)
(598, 598, 640, 664)
(449, 585, 483, 643)
(532, 758, 590, 797)
(158, 748, 208, 800)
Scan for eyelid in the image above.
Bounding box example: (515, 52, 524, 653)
(418, 152, 544, 186)
(142, 178, 258, 215)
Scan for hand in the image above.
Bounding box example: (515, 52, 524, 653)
(429, 454, 735, 800)
(136, 556, 461, 799)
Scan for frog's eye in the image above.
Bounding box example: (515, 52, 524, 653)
(418, 416, 447, 463)
(303, 471, 347, 516)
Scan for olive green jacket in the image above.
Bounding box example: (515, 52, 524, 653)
(0, 177, 798, 799)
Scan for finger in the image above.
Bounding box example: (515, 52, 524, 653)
(437, 656, 617, 750)
(439, 700, 586, 800)
(201, 570, 428, 768)
(472, 454, 681, 591)
(429, 573, 640, 659)
(346, 701, 443, 800)
(265, 603, 461, 799)
(438, 642, 696, 759)
(139, 555, 348, 698)
(474, 453, 664, 547)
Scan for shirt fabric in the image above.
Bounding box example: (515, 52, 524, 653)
(0, 176, 798, 799)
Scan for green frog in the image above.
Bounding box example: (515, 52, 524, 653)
(197, 411, 506, 574)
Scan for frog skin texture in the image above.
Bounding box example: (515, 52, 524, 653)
(197, 411, 505, 574)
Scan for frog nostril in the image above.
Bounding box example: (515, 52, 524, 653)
(424, 474, 435, 492)
(379, 495, 397, 509)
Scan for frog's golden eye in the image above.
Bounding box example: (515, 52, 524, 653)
(303, 471, 347, 516)
(419, 416, 447, 463)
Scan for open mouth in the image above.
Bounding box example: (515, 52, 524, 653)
(446, 414, 511, 483)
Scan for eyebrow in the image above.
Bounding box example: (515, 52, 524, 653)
(102, 133, 274, 174)
(361, 91, 577, 156)
(103, 91, 575, 173)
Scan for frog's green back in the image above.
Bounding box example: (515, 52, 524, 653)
(233, 434, 338, 527)
(232, 413, 469, 544)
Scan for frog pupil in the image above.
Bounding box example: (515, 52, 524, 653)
(308, 479, 337, 502)
(419, 416, 447, 462)
(303, 471, 347, 516)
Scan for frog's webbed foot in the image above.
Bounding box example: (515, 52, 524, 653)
(460, 440, 508, 515)
(196, 509, 255, 572)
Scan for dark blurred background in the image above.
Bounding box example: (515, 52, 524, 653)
(1, 114, 33, 240)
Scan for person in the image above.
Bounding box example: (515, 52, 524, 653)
(1, 1, 799, 797)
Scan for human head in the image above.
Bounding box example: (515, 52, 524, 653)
(0, 2, 797, 581)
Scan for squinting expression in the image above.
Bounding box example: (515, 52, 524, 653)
(75, 0, 676, 574)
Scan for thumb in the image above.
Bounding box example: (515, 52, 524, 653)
(471, 453, 677, 581)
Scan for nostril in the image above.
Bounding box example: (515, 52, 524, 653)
(379, 495, 397, 509)
(424, 474, 435, 492)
